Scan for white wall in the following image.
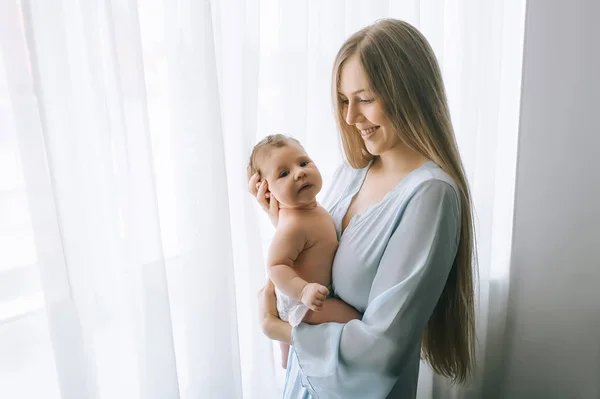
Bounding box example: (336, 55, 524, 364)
(500, 0, 600, 397)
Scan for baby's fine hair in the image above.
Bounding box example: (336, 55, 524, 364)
(248, 134, 302, 179)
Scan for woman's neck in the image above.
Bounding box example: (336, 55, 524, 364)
(372, 143, 429, 175)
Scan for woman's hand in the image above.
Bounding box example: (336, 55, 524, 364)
(248, 172, 280, 227)
(257, 280, 291, 344)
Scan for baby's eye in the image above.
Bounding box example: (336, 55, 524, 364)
(300, 161, 308, 167)
(279, 171, 289, 178)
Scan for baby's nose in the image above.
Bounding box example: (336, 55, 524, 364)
(295, 169, 307, 179)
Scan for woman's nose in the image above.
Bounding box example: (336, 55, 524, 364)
(345, 102, 363, 125)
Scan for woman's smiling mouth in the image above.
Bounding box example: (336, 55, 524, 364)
(360, 126, 380, 138)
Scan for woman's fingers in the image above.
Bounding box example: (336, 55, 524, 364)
(264, 279, 275, 293)
(257, 279, 274, 297)
(248, 173, 279, 225)
(256, 181, 270, 212)
(248, 172, 260, 196)
(268, 195, 279, 222)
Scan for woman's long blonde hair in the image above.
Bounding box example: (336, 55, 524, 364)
(332, 19, 476, 383)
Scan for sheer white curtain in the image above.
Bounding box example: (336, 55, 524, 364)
(0, 1, 525, 398)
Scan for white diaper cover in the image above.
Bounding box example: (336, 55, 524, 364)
(275, 288, 309, 327)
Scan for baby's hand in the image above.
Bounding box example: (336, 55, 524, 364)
(300, 283, 329, 311)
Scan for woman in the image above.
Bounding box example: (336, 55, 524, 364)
(250, 19, 476, 398)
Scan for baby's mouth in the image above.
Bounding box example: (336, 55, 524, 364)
(298, 183, 313, 193)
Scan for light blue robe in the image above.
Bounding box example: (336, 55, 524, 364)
(282, 160, 461, 399)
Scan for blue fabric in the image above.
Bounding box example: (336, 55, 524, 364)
(282, 161, 461, 399)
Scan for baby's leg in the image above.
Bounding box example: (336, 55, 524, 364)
(279, 342, 290, 369)
(302, 297, 361, 325)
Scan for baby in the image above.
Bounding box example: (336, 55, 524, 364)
(248, 134, 361, 369)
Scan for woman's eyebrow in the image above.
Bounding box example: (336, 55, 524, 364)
(338, 89, 366, 96)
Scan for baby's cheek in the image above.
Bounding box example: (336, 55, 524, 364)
(268, 186, 281, 201)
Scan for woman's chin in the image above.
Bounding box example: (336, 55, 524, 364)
(365, 143, 382, 156)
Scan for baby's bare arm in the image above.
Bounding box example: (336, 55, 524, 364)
(267, 215, 309, 301)
(267, 215, 330, 311)
(302, 298, 362, 325)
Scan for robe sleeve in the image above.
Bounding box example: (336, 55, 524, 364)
(291, 179, 461, 398)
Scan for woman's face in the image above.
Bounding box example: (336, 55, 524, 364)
(338, 54, 400, 156)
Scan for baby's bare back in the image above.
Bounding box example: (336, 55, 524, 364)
(293, 206, 338, 287)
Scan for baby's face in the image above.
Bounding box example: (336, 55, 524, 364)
(260, 143, 322, 208)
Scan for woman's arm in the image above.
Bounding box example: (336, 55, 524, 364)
(259, 294, 361, 340)
(302, 298, 362, 325)
(258, 280, 292, 344)
(264, 317, 292, 345)
(288, 180, 461, 396)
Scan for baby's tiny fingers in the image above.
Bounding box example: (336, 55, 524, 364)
(312, 299, 323, 309)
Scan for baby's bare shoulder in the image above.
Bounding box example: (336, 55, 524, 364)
(278, 209, 305, 226)
(279, 209, 321, 232)
(303, 209, 336, 240)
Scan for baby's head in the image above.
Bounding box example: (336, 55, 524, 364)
(248, 134, 323, 208)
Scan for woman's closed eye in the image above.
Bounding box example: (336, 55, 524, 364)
(340, 98, 374, 105)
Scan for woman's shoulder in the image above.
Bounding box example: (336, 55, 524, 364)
(383, 162, 461, 228)
(407, 161, 459, 194)
(392, 161, 460, 211)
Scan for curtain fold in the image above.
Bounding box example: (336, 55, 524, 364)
(0, 1, 525, 398)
